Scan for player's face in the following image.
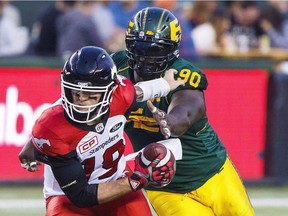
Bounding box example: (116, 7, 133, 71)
(71, 90, 102, 112)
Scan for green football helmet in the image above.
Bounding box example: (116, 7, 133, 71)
(125, 7, 181, 80)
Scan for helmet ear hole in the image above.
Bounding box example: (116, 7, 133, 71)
(125, 7, 181, 79)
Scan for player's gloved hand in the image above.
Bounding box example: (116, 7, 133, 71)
(147, 100, 171, 139)
(128, 151, 175, 191)
(128, 151, 164, 191)
(148, 160, 175, 188)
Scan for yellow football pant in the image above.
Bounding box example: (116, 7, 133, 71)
(146, 156, 255, 216)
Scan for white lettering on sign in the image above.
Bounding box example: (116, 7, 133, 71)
(0, 86, 51, 147)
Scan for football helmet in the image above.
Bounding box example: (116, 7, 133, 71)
(126, 7, 181, 79)
(61, 46, 117, 124)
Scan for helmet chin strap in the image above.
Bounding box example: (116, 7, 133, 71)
(72, 109, 104, 126)
(86, 116, 103, 126)
(71, 105, 103, 124)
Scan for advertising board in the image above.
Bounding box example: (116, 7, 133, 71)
(0, 67, 268, 181)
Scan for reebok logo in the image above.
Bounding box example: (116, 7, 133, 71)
(129, 180, 140, 191)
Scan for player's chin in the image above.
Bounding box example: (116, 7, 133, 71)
(74, 107, 90, 112)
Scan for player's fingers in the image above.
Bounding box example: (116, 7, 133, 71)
(30, 161, 40, 171)
(158, 110, 166, 118)
(177, 79, 185, 86)
(160, 119, 167, 127)
(21, 162, 29, 170)
(30, 165, 40, 172)
(165, 69, 178, 76)
(162, 127, 171, 139)
(147, 100, 157, 114)
(164, 69, 177, 82)
(147, 101, 166, 118)
(21, 161, 39, 172)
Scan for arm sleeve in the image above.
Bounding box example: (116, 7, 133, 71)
(36, 150, 99, 208)
(110, 76, 138, 116)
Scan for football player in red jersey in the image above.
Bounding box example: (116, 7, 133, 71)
(18, 46, 183, 216)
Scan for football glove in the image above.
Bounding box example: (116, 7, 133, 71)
(128, 151, 175, 191)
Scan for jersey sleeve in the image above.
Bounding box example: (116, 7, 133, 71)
(111, 50, 128, 69)
(110, 75, 137, 116)
(32, 107, 99, 208)
(32, 122, 66, 157)
(167, 59, 208, 102)
(31, 106, 86, 157)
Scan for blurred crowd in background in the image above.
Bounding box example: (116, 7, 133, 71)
(1, 0, 288, 61)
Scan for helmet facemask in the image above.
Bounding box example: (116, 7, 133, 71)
(126, 38, 178, 79)
(61, 46, 118, 124)
(61, 74, 116, 124)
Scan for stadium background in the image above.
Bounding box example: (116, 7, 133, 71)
(1, 1, 288, 215)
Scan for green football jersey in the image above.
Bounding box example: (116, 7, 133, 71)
(112, 50, 227, 193)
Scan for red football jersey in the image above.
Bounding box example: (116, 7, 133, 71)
(32, 76, 136, 198)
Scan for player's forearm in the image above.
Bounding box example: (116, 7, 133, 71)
(167, 90, 205, 137)
(97, 177, 132, 204)
(19, 139, 40, 172)
(19, 139, 35, 161)
(135, 85, 145, 102)
(166, 106, 194, 137)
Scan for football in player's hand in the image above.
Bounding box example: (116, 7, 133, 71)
(141, 142, 176, 188)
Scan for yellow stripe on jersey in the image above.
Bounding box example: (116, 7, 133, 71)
(196, 124, 207, 135)
(148, 97, 161, 103)
(133, 121, 160, 132)
(117, 66, 129, 74)
(128, 115, 159, 133)
(128, 115, 157, 125)
(130, 108, 143, 115)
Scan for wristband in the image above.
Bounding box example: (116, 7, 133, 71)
(135, 78, 170, 102)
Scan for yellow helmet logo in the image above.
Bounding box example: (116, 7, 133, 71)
(170, 19, 181, 42)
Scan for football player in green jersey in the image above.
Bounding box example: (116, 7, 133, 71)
(111, 7, 255, 216)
